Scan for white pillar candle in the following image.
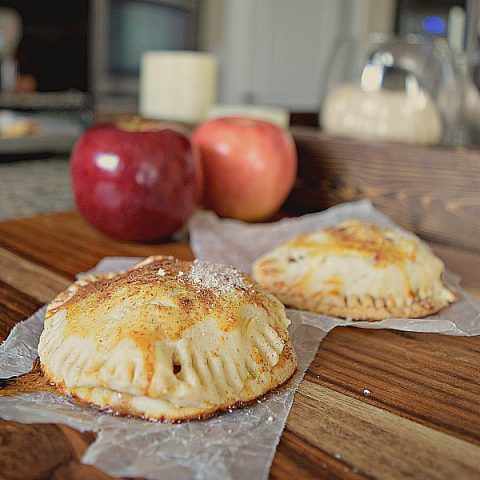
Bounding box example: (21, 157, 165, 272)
(139, 51, 217, 124)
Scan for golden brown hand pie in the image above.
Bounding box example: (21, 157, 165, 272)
(39, 256, 296, 421)
(252, 220, 456, 321)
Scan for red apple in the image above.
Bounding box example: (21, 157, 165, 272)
(191, 117, 297, 221)
(71, 124, 202, 242)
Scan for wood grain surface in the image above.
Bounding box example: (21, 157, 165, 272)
(286, 128, 480, 253)
(0, 212, 479, 480)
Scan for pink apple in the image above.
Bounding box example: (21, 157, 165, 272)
(71, 124, 202, 241)
(191, 117, 297, 221)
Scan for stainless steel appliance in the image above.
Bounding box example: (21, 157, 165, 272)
(90, 0, 202, 113)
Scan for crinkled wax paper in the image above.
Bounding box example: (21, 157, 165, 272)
(0, 258, 326, 480)
(189, 200, 480, 336)
(1, 200, 479, 480)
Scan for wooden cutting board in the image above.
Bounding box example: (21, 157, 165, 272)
(0, 212, 479, 480)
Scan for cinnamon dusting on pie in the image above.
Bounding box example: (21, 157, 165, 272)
(290, 221, 416, 266)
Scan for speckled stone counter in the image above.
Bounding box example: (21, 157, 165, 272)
(0, 157, 74, 220)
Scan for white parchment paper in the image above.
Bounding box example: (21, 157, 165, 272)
(189, 200, 480, 336)
(1, 200, 479, 480)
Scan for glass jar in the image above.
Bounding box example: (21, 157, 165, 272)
(320, 34, 463, 146)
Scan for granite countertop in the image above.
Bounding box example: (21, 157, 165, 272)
(0, 156, 74, 221)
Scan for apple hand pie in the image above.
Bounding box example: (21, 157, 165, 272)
(252, 220, 456, 321)
(38, 256, 296, 422)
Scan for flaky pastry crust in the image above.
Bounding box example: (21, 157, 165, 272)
(39, 256, 297, 421)
(252, 221, 456, 321)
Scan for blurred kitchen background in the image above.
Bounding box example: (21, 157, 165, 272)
(1, 0, 480, 219)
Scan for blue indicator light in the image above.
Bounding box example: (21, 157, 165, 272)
(421, 16, 446, 35)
